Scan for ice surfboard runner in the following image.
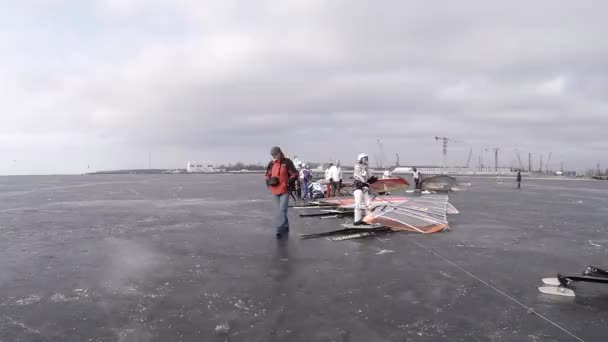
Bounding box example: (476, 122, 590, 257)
(538, 266, 608, 297)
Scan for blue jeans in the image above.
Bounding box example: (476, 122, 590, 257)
(301, 180, 310, 200)
(274, 193, 290, 233)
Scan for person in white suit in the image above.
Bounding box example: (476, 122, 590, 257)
(353, 153, 377, 225)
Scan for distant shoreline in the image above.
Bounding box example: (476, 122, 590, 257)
(0, 171, 604, 181)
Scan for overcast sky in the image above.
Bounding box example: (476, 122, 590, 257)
(1, 0, 607, 175)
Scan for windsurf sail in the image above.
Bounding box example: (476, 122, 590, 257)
(447, 203, 459, 215)
(362, 194, 454, 233)
(313, 196, 409, 209)
(420, 175, 471, 192)
(420, 175, 458, 192)
(369, 177, 410, 193)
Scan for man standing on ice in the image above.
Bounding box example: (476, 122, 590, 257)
(412, 167, 422, 191)
(327, 162, 341, 197)
(353, 153, 377, 225)
(265, 146, 299, 239)
(516, 170, 522, 189)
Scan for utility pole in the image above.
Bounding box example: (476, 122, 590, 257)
(528, 153, 532, 173)
(376, 139, 385, 169)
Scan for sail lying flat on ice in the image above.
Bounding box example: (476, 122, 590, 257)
(363, 194, 453, 234)
(420, 175, 470, 192)
(298, 193, 459, 238)
(369, 177, 410, 193)
(312, 196, 409, 209)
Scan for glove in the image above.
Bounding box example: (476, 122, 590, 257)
(367, 176, 378, 184)
(354, 180, 369, 190)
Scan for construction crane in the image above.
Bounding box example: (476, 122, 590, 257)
(465, 148, 473, 168)
(517, 153, 524, 170)
(479, 147, 486, 169)
(512, 148, 524, 170)
(435, 136, 464, 172)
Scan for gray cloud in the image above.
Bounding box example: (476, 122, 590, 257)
(1, 0, 607, 174)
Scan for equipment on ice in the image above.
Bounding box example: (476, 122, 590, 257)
(420, 175, 470, 192)
(363, 194, 455, 234)
(296, 193, 459, 239)
(538, 266, 608, 297)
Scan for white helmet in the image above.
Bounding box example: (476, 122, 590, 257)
(357, 153, 369, 162)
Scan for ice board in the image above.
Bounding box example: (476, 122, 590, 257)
(538, 286, 575, 297)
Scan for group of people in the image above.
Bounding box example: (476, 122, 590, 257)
(264, 146, 425, 237)
(324, 162, 343, 197)
(292, 159, 343, 200)
(264, 146, 375, 237)
(265, 146, 523, 239)
(294, 162, 313, 200)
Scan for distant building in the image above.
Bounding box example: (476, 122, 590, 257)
(187, 161, 225, 173)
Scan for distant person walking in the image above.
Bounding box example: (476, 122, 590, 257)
(294, 161, 303, 199)
(300, 164, 313, 200)
(516, 170, 522, 189)
(336, 161, 343, 193)
(324, 163, 333, 197)
(328, 163, 341, 197)
(265, 146, 298, 239)
(412, 167, 422, 191)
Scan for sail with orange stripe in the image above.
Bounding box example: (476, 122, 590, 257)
(369, 177, 409, 193)
(363, 194, 454, 233)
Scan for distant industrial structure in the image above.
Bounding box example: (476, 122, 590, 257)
(392, 166, 514, 175)
(187, 161, 225, 173)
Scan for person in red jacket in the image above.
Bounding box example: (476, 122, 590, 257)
(265, 146, 299, 238)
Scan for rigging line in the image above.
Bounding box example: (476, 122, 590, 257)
(408, 239, 585, 342)
(393, 209, 447, 225)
